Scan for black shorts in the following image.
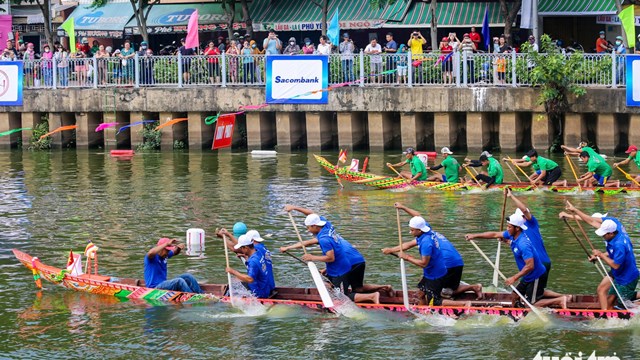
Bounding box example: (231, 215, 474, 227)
(475, 174, 495, 184)
(515, 278, 544, 305)
(539, 262, 551, 290)
(441, 266, 463, 290)
(327, 272, 354, 301)
(417, 276, 443, 306)
(347, 262, 365, 291)
(497, 72, 505, 80)
(542, 167, 562, 185)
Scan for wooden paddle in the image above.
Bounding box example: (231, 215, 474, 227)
(222, 234, 234, 303)
(507, 156, 537, 188)
(565, 155, 583, 191)
(463, 165, 482, 187)
(503, 158, 523, 182)
(287, 212, 334, 308)
(396, 208, 411, 310)
(492, 187, 509, 288)
(469, 240, 549, 322)
(615, 165, 640, 187)
(562, 218, 606, 277)
(387, 163, 414, 187)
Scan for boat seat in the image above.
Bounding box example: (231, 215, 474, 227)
(79, 274, 111, 282)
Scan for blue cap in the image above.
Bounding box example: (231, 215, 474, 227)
(232, 222, 247, 237)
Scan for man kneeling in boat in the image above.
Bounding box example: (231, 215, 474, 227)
(144, 238, 203, 293)
(382, 203, 483, 302)
(506, 149, 566, 187)
(463, 153, 503, 188)
(466, 215, 569, 309)
(226, 234, 276, 299)
(426, 147, 460, 183)
(577, 151, 619, 188)
(219, 228, 276, 293)
(282, 205, 387, 303)
(387, 147, 427, 182)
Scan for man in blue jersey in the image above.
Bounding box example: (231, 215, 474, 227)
(466, 214, 569, 308)
(144, 238, 203, 293)
(282, 205, 381, 303)
(217, 226, 275, 290)
(382, 203, 483, 301)
(226, 234, 275, 298)
(590, 220, 640, 310)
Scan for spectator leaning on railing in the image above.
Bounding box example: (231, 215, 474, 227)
(459, 33, 476, 84)
(383, 32, 397, 83)
(439, 37, 453, 85)
(339, 33, 355, 83)
(316, 35, 331, 55)
(94, 44, 109, 85)
(204, 40, 221, 84)
(614, 35, 626, 85)
(226, 39, 240, 83)
(283, 37, 300, 55)
(41, 44, 53, 87)
(241, 40, 255, 83)
(596, 31, 612, 53)
(365, 38, 382, 84)
(250, 40, 264, 83)
(263, 30, 282, 55)
(408, 30, 426, 83)
(121, 39, 136, 86)
(302, 38, 315, 54)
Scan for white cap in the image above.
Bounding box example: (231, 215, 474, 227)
(245, 229, 264, 243)
(591, 212, 608, 218)
(408, 216, 431, 233)
(480, 151, 493, 158)
(595, 219, 617, 236)
(507, 214, 528, 230)
(514, 208, 529, 218)
(234, 234, 253, 249)
(441, 147, 453, 155)
(304, 214, 326, 227)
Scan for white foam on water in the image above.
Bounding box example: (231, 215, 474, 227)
(453, 313, 515, 328)
(329, 288, 368, 319)
(411, 311, 458, 327)
(226, 280, 268, 317)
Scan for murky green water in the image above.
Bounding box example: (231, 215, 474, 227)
(1, 150, 640, 360)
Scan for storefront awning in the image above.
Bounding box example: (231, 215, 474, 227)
(386, 2, 503, 28)
(253, 0, 412, 32)
(538, 0, 616, 16)
(56, 2, 134, 38)
(125, 3, 244, 35)
(11, 6, 45, 24)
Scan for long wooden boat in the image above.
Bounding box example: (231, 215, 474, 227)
(14, 249, 634, 320)
(315, 155, 640, 194)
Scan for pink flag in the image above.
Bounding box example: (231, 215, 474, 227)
(185, 9, 199, 49)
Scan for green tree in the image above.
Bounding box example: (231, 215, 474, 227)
(498, 0, 521, 46)
(525, 34, 587, 150)
(91, 0, 157, 44)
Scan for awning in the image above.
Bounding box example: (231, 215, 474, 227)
(11, 6, 45, 24)
(253, 0, 412, 32)
(125, 3, 244, 35)
(538, 0, 616, 16)
(56, 2, 134, 38)
(386, 2, 504, 28)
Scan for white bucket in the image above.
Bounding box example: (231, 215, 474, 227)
(186, 228, 205, 256)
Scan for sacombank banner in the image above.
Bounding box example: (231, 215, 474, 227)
(266, 55, 328, 104)
(627, 56, 640, 106)
(0, 62, 23, 106)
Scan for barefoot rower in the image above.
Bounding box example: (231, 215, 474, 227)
(613, 145, 640, 184)
(226, 234, 276, 298)
(465, 214, 568, 309)
(464, 153, 504, 188)
(427, 147, 461, 183)
(387, 147, 427, 182)
(382, 203, 483, 301)
(282, 205, 381, 304)
(590, 220, 639, 310)
(577, 151, 619, 188)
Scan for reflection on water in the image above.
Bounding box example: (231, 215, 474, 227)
(1, 150, 640, 358)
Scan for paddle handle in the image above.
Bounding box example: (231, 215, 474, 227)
(288, 212, 308, 255)
(562, 218, 606, 278)
(565, 155, 583, 191)
(387, 164, 412, 185)
(222, 234, 234, 301)
(615, 165, 640, 187)
(396, 207, 410, 309)
(504, 159, 523, 183)
(464, 165, 482, 187)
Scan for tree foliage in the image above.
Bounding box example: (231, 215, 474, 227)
(498, 0, 522, 46)
(369, 0, 397, 9)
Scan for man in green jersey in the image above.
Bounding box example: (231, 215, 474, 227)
(464, 154, 503, 188)
(613, 145, 640, 184)
(387, 147, 427, 181)
(561, 142, 606, 163)
(427, 147, 461, 183)
(577, 151, 619, 187)
(506, 150, 566, 186)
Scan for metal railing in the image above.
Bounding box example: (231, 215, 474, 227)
(10, 51, 629, 90)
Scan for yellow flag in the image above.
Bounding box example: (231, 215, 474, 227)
(60, 17, 75, 52)
(619, 5, 635, 48)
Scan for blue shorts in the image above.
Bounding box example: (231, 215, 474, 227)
(535, 170, 541, 175)
(593, 174, 609, 186)
(442, 175, 447, 182)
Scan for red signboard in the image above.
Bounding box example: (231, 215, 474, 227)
(212, 114, 236, 149)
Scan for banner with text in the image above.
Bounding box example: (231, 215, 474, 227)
(0, 62, 23, 106)
(627, 56, 640, 107)
(265, 55, 328, 105)
(212, 114, 236, 149)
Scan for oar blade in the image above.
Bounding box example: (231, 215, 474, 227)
(399, 259, 410, 309)
(307, 261, 334, 308)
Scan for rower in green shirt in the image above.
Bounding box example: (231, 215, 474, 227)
(506, 149, 567, 186)
(561, 142, 606, 163)
(577, 151, 619, 188)
(427, 147, 461, 183)
(387, 147, 427, 181)
(613, 145, 640, 184)
(464, 153, 503, 188)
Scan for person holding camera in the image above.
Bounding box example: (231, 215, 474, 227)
(458, 33, 477, 84)
(339, 33, 355, 83)
(407, 31, 426, 83)
(144, 238, 203, 293)
(263, 29, 282, 55)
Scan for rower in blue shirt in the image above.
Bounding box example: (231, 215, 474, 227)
(590, 220, 640, 310)
(144, 237, 203, 293)
(466, 214, 569, 309)
(226, 234, 275, 298)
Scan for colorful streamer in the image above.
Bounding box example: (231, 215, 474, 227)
(116, 120, 157, 135)
(0, 128, 31, 137)
(95, 122, 118, 132)
(154, 118, 188, 131)
(39, 125, 77, 140)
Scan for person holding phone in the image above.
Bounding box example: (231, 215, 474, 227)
(407, 31, 426, 83)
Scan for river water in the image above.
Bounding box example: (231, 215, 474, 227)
(1, 150, 639, 360)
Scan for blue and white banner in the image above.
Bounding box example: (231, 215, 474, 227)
(0, 62, 23, 106)
(627, 56, 640, 107)
(265, 55, 328, 104)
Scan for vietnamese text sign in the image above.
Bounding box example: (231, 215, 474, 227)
(212, 114, 236, 149)
(0, 62, 23, 106)
(266, 55, 328, 104)
(627, 56, 640, 107)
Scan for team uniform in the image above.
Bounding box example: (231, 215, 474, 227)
(316, 216, 354, 299)
(406, 156, 428, 181)
(245, 250, 275, 298)
(414, 231, 448, 305)
(431, 156, 460, 183)
(586, 155, 612, 186)
(435, 232, 465, 290)
(605, 232, 639, 304)
(502, 230, 547, 304)
(519, 214, 552, 289)
(341, 239, 366, 291)
(525, 155, 562, 185)
(144, 251, 202, 293)
(470, 157, 504, 186)
(254, 242, 275, 290)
